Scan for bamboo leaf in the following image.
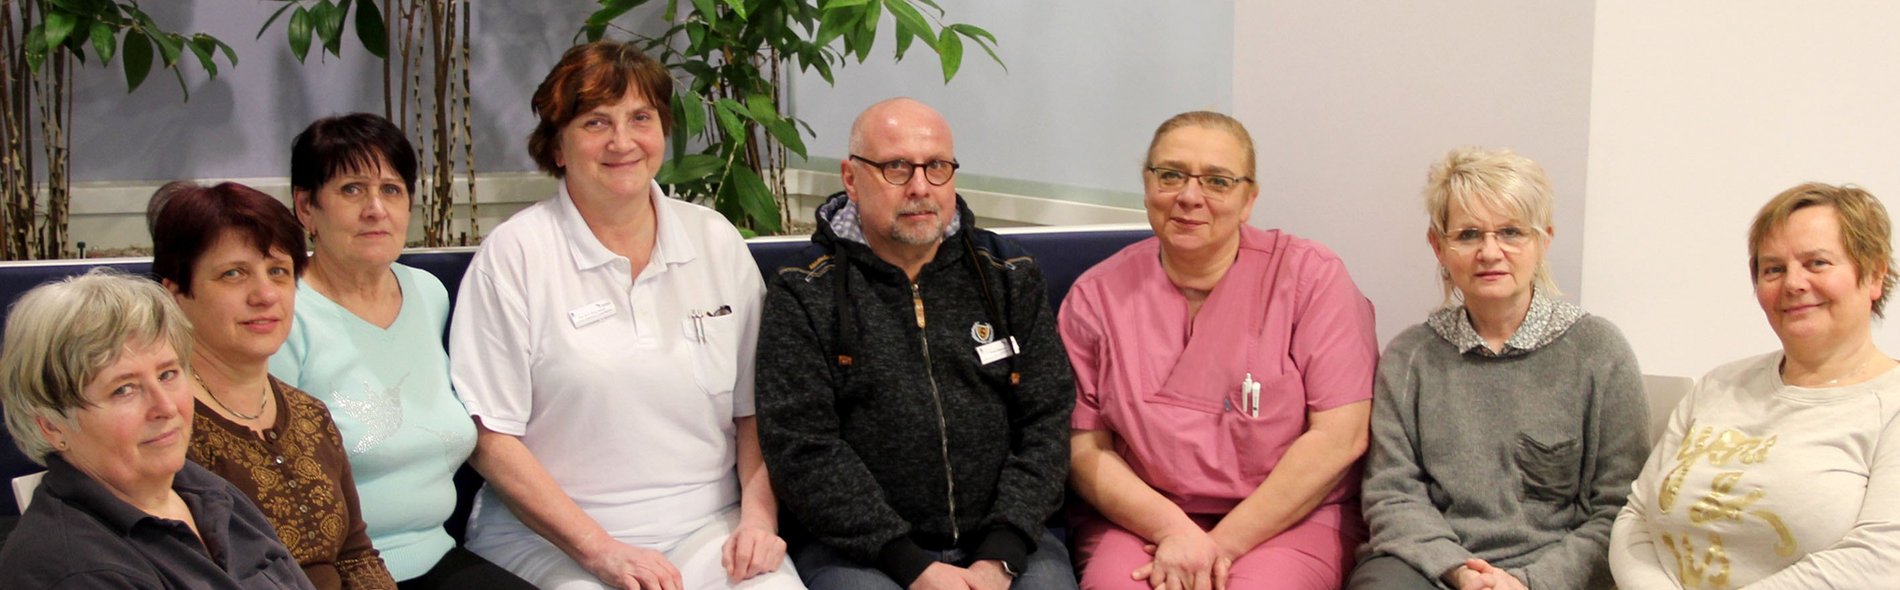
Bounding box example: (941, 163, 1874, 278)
(765, 119, 807, 160)
(893, 19, 914, 60)
(883, 0, 935, 53)
(947, 23, 996, 44)
(912, 0, 943, 15)
(937, 27, 962, 82)
(684, 93, 714, 136)
(712, 99, 748, 144)
(90, 21, 115, 63)
(657, 154, 724, 184)
(858, 0, 882, 58)
(288, 7, 313, 61)
(122, 28, 153, 89)
(727, 165, 781, 234)
(743, 94, 778, 123)
(353, 0, 387, 58)
(813, 6, 851, 48)
(44, 11, 77, 53)
(256, 2, 298, 40)
(824, 0, 872, 7)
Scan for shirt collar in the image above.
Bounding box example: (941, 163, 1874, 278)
(1427, 286, 1585, 357)
(39, 453, 228, 535)
(557, 180, 697, 271)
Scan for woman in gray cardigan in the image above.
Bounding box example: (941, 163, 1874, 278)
(1347, 147, 1649, 590)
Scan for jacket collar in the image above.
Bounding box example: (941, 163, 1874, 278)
(813, 191, 972, 275)
(556, 180, 697, 272)
(1427, 286, 1585, 357)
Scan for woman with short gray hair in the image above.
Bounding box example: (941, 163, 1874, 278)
(0, 269, 313, 588)
(1350, 147, 1648, 590)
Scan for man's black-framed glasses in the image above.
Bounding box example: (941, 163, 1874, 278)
(850, 154, 960, 186)
(1146, 166, 1252, 196)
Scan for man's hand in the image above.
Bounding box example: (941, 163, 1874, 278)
(968, 560, 1014, 590)
(579, 536, 683, 590)
(911, 563, 976, 590)
(721, 522, 787, 583)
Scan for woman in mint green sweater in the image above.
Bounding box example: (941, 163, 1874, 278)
(269, 113, 531, 590)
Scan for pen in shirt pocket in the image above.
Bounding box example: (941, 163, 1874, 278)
(692, 305, 733, 340)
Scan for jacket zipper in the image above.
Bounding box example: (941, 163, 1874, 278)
(913, 282, 960, 544)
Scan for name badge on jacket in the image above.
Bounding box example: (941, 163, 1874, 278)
(976, 337, 1020, 365)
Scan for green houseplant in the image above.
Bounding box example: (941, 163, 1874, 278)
(580, 0, 1001, 235)
(1, 0, 235, 259)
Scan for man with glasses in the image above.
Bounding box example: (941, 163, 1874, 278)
(756, 98, 1079, 590)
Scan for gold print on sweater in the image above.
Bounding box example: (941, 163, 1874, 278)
(1655, 426, 1792, 588)
(1662, 531, 1731, 589)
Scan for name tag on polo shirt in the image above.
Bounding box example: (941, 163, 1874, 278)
(975, 337, 1020, 365)
(567, 299, 616, 329)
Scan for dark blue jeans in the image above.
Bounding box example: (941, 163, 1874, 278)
(795, 530, 1077, 590)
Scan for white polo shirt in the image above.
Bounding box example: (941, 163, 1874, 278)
(450, 181, 764, 546)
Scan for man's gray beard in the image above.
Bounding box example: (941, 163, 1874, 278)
(889, 222, 947, 246)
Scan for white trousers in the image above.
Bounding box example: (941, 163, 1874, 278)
(472, 506, 805, 590)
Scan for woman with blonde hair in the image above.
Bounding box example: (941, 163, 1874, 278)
(1351, 147, 1647, 590)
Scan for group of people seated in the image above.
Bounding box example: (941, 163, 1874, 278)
(0, 39, 1892, 590)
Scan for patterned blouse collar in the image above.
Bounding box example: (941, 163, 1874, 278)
(1427, 287, 1585, 357)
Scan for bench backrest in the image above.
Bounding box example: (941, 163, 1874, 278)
(0, 226, 1153, 516)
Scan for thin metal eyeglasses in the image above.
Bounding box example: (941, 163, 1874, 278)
(1146, 167, 1252, 196)
(1443, 226, 1539, 252)
(850, 154, 960, 186)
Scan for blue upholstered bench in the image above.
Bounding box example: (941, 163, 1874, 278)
(0, 225, 1153, 527)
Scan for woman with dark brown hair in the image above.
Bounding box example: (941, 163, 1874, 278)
(270, 113, 532, 590)
(150, 181, 397, 590)
(448, 41, 800, 590)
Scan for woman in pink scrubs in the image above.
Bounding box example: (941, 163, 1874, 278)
(1062, 111, 1379, 590)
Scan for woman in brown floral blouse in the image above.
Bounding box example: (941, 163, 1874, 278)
(149, 181, 398, 590)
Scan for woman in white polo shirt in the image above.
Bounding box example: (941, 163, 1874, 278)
(448, 41, 801, 590)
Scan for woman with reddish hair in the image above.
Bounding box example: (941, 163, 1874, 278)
(449, 41, 802, 590)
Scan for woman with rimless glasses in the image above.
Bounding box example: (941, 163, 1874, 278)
(1061, 111, 1379, 590)
(1349, 147, 1647, 590)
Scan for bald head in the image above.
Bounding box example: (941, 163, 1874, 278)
(848, 97, 954, 157)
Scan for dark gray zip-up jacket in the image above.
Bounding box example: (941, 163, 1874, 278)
(757, 193, 1074, 586)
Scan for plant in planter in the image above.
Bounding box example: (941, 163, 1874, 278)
(1, 0, 235, 260)
(262, 0, 478, 247)
(580, 0, 1001, 235)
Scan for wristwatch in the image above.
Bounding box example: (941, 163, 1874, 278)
(997, 559, 1021, 579)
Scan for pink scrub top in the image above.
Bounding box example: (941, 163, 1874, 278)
(1061, 226, 1377, 525)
